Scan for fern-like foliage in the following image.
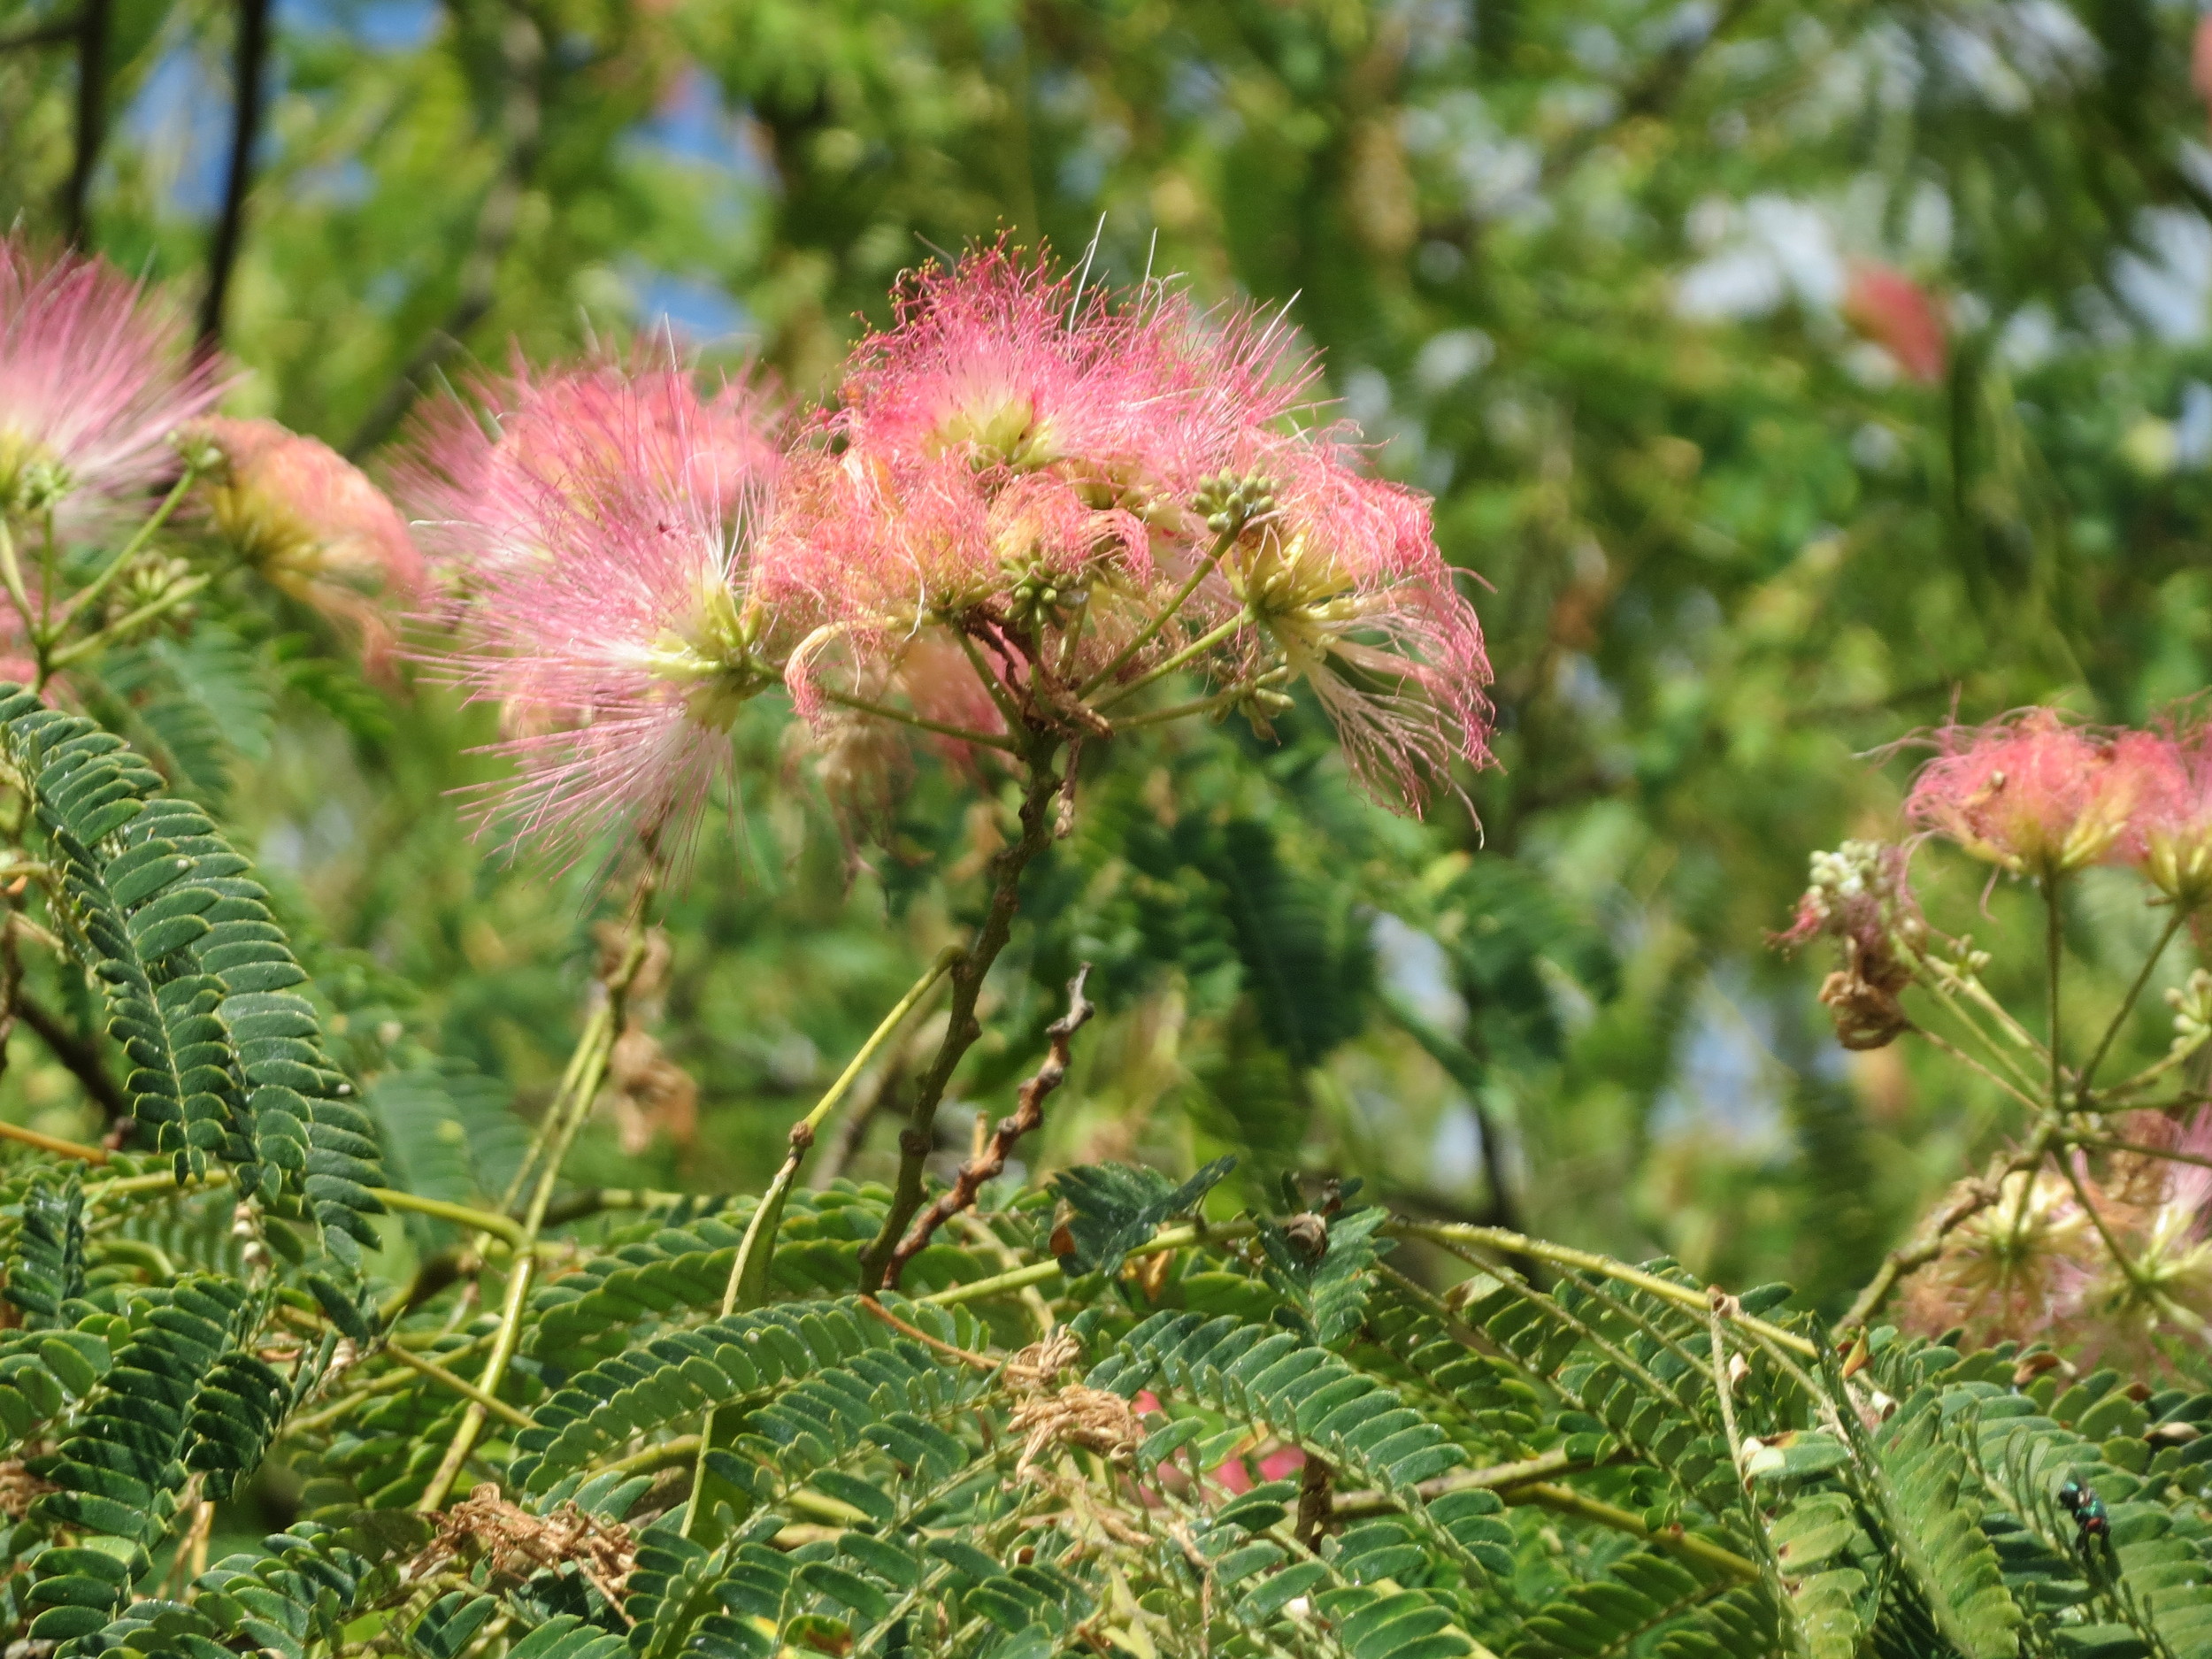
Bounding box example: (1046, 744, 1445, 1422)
(0, 689, 386, 1263)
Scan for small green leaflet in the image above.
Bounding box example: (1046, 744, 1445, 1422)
(1049, 1156, 1236, 1276)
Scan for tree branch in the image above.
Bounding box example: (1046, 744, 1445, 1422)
(60, 0, 110, 243)
(197, 0, 273, 352)
(856, 741, 1064, 1291)
(16, 991, 128, 1126)
(884, 964, 1094, 1288)
(344, 2, 544, 457)
(2, 13, 79, 51)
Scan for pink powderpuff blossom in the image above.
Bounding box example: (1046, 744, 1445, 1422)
(764, 242, 1493, 814)
(411, 362, 787, 864)
(403, 353, 779, 583)
(187, 418, 425, 667)
(1905, 709, 2142, 879)
(0, 239, 223, 525)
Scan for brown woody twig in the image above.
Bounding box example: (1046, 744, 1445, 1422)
(883, 964, 1094, 1288)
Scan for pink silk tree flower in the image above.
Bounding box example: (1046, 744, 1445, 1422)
(188, 418, 426, 665)
(1905, 709, 2142, 879)
(414, 367, 787, 864)
(764, 243, 1492, 812)
(404, 354, 779, 582)
(0, 240, 223, 526)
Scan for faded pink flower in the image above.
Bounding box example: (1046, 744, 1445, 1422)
(1901, 1169, 2098, 1346)
(1905, 709, 2141, 879)
(404, 352, 779, 582)
(0, 240, 223, 524)
(1774, 840, 1924, 1050)
(413, 365, 787, 864)
(1218, 432, 1493, 810)
(188, 417, 424, 666)
(2116, 726, 2212, 908)
(1842, 262, 1947, 385)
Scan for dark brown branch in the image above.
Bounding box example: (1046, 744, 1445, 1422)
(857, 741, 1064, 1291)
(15, 991, 127, 1126)
(196, 0, 273, 351)
(2, 14, 78, 51)
(884, 964, 1094, 1289)
(60, 0, 110, 243)
(344, 3, 544, 457)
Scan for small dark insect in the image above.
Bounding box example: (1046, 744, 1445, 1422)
(2057, 1478, 2108, 1544)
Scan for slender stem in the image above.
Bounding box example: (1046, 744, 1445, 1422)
(812, 683, 1018, 752)
(856, 742, 1063, 1291)
(13, 993, 125, 1125)
(1393, 1221, 1819, 1357)
(1510, 1484, 1759, 1582)
(855, 1295, 997, 1369)
(1079, 522, 1240, 697)
(371, 1187, 525, 1246)
(382, 1340, 534, 1427)
(46, 471, 199, 639)
(886, 965, 1093, 1287)
(1906, 1025, 2044, 1114)
(2096, 1037, 2208, 1103)
(1831, 1160, 2025, 1338)
(46, 574, 211, 673)
(0, 1118, 108, 1163)
(414, 920, 651, 1512)
(2078, 1136, 2212, 1170)
(2045, 877, 2066, 1116)
(1913, 965, 2046, 1094)
(2075, 910, 2187, 1107)
(1090, 612, 1248, 714)
(951, 627, 1029, 734)
(0, 521, 39, 655)
(197, 0, 274, 351)
(1109, 668, 1291, 732)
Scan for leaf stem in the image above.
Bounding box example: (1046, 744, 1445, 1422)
(0, 1118, 108, 1162)
(2075, 909, 2187, 1107)
(415, 894, 657, 1512)
(1079, 520, 1240, 697)
(1109, 667, 1291, 732)
(813, 683, 1019, 752)
(44, 468, 199, 639)
(1089, 612, 1248, 714)
(382, 1340, 534, 1427)
(46, 573, 211, 675)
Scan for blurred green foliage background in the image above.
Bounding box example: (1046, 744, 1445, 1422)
(4, 0, 2208, 1315)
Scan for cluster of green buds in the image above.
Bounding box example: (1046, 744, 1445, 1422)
(0, 435, 74, 517)
(1193, 469, 1277, 538)
(2167, 968, 2212, 1056)
(107, 553, 199, 636)
(1006, 558, 1085, 634)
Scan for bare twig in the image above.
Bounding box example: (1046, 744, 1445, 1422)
(885, 964, 1094, 1288)
(197, 0, 273, 352)
(60, 0, 109, 242)
(345, 2, 544, 457)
